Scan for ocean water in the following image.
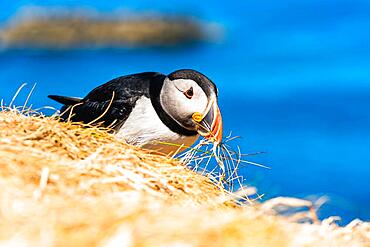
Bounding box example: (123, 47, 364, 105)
(1, 0, 370, 223)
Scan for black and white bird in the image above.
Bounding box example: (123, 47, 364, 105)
(48, 69, 222, 154)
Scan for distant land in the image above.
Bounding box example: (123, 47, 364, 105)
(0, 7, 219, 49)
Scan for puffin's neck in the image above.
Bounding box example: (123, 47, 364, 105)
(149, 74, 198, 137)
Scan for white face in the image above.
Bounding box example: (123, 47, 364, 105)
(160, 77, 209, 130)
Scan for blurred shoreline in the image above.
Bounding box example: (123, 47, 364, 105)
(0, 7, 222, 49)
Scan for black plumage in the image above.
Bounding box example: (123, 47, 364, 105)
(49, 72, 164, 130)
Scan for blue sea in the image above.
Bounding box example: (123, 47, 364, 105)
(1, 0, 370, 224)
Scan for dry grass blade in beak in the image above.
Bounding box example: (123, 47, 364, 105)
(193, 98, 223, 145)
(191, 99, 225, 176)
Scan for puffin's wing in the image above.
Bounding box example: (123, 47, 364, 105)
(54, 72, 165, 129)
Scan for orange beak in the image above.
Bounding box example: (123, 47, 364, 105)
(195, 100, 223, 145)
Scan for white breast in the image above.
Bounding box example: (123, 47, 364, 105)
(116, 96, 198, 154)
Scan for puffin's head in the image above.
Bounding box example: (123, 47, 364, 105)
(160, 69, 223, 144)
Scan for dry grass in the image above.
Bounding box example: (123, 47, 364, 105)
(0, 110, 369, 247)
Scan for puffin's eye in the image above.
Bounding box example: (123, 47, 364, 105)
(184, 87, 194, 99)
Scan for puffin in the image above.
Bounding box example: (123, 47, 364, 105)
(48, 69, 222, 154)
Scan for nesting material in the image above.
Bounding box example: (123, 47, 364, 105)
(0, 110, 368, 247)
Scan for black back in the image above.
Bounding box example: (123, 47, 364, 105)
(57, 72, 165, 129)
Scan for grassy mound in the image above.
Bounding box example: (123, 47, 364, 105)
(0, 110, 368, 246)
